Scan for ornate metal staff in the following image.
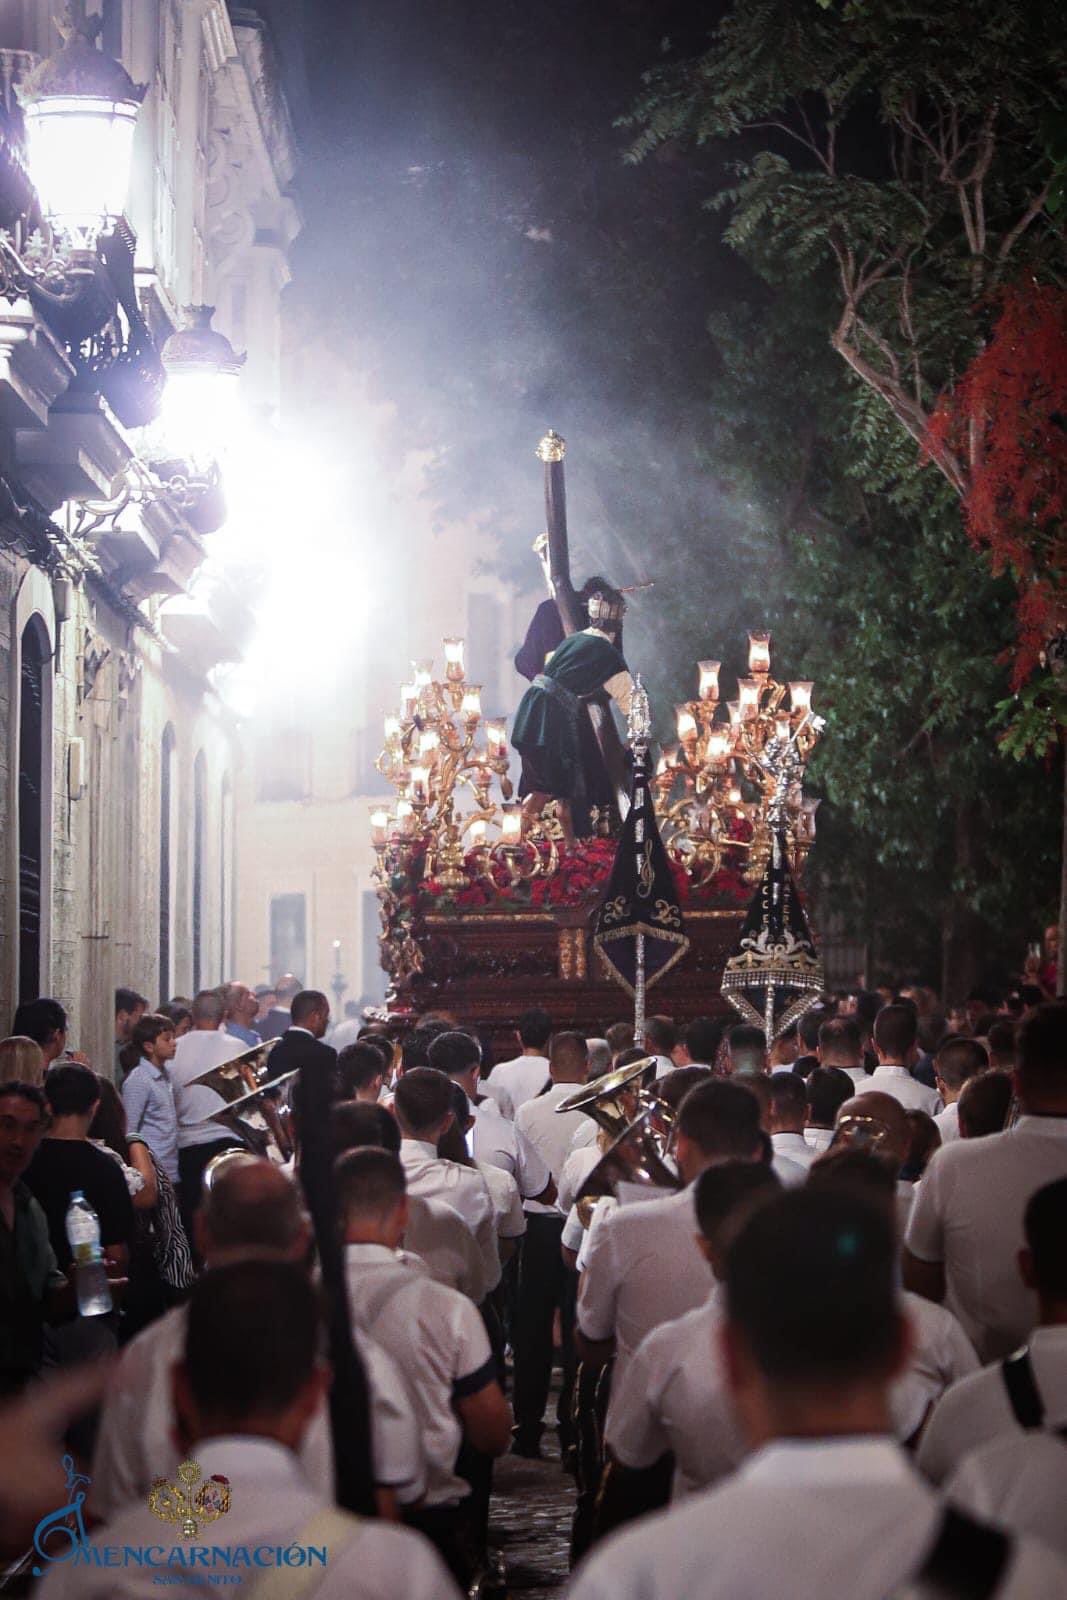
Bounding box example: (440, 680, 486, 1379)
(629, 679, 652, 1044)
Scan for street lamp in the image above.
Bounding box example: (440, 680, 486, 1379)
(158, 306, 246, 472)
(17, 3, 145, 251)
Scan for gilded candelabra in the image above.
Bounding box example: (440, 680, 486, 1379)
(654, 633, 824, 885)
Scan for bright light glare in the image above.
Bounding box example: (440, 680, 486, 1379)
(23, 96, 139, 243)
(159, 369, 243, 471)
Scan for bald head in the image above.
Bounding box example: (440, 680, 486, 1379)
(835, 1091, 910, 1168)
(197, 1158, 310, 1265)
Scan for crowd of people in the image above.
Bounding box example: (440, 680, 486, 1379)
(1, 967, 1066, 1598)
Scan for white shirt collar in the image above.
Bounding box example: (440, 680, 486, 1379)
(184, 1435, 304, 1488)
(345, 1241, 405, 1267)
(771, 1131, 809, 1148)
(1013, 1114, 1067, 1138)
(400, 1139, 439, 1160)
(873, 1063, 911, 1078)
(740, 1435, 911, 1488)
(287, 1026, 315, 1038)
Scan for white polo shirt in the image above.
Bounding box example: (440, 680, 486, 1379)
(170, 1029, 246, 1150)
(558, 1142, 602, 1214)
(917, 1325, 1067, 1484)
(770, 1131, 817, 1180)
(481, 1054, 550, 1119)
(399, 1139, 500, 1290)
(52, 1436, 458, 1600)
(905, 1116, 1067, 1358)
(468, 1096, 551, 1199)
(515, 1081, 591, 1214)
(402, 1193, 488, 1303)
(857, 1063, 942, 1116)
(605, 1283, 743, 1497)
(89, 1300, 425, 1519)
(576, 1185, 709, 1389)
(893, 1291, 979, 1441)
(567, 1436, 1067, 1600)
(804, 1125, 835, 1153)
(344, 1243, 497, 1507)
(933, 1100, 961, 1143)
(570, 1118, 599, 1151)
(476, 1158, 526, 1239)
(947, 1431, 1067, 1558)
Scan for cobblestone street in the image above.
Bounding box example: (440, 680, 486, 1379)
(489, 1435, 575, 1599)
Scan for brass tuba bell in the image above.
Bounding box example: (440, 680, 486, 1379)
(554, 1053, 660, 1141)
(187, 1037, 297, 1154)
(575, 1105, 682, 1225)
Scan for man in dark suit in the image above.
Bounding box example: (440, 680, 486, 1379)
(264, 990, 336, 1087)
(256, 975, 301, 1042)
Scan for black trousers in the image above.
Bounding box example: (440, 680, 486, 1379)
(512, 1212, 577, 1447)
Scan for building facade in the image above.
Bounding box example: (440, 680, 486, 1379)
(0, 0, 298, 1067)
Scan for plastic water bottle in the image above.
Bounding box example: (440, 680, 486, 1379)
(64, 1191, 112, 1317)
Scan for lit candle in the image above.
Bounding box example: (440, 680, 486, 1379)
(789, 681, 814, 714)
(370, 808, 389, 846)
(413, 659, 433, 690)
(727, 784, 742, 806)
(443, 637, 465, 682)
(396, 798, 414, 833)
(469, 818, 487, 847)
(486, 717, 507, 758)
(461, 684, 482, 720)
(697, 660, 721, 702)
(676, 704, 698, 744)
(707, 728, 730, 761)
(383, 713, 401, 744)
(418, 728, 439, 761)
(774, 714, 792, 742)
(410, 765, 429, 803)
(748, 631, 772, 675)
(738, 678, 760, 720)
(500, 804, 522, 845)
(726, 700, 742, 728)
(399, 683, 417, 716)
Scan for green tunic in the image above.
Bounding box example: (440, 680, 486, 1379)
(511, 629, 627, 803)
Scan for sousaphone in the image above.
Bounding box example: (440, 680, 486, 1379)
(554, 1053, 661, 1140)
(575, 1106, 681, 1224)
(188, 1037, 297, 1154)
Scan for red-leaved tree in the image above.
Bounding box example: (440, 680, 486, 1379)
(927, 282, 1067, 686)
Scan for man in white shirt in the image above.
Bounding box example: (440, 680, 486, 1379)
(858, 1002, 942, 1115)
(337, 1148, 511, 1587)
(643, 1015, 679, 1079)
(335, 1041, 387, 1103)
(767, 1071, 817, 1178)
(815, 1014, 869, 1089)
(904, 1003, 1067, 1359)
(932, 1035, 988, 1144)
(918, 1173, 1067, 1484)
(511, 1031, 590, 1455)
(169, 988, 247, 1213)
(90, 1157, 425, 1522)
(605, 1162, 778, 1500)
(569, 1187, 1067, 1600)
(427, 1030, 553, 1204)
(803, 1065, 853, 1152)
(673, 1016, 723, 1071)
(481, 1007, 552, 1118)
(329, 1099, 488, 1301)
(724, 1022, 767, 1075)
(394, 1068, 500, 1293)
(734, 1072, 807, 1186)
(44, 1259, 460, 1600)
(576, 1078, 763, 1394)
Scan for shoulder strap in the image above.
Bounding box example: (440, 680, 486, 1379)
(242, 1508, 362, 1600)
(912, 1504, 1012, 1600)
(1001, 1346, 1044, 1429)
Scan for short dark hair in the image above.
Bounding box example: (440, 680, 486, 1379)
(119, 1012, 175, 1075)
(726, 1189, 899, 1384)
(817, 1016, 862, 1064)
(191, 989, 225, 1027)
(768, 1072, 807, 1121)
(957, 1069, 1013, 1137)
(935, 1036, 988, 1091)
(184, 1261, 318, 1422)
(727, 1024, 766, 1072)
(799, 1006, 830, 1051)
(43, 1063, 100, 1118)
(854, 990, 881, 1033)
(1024, 1178, 1067, 1299)
(400, 1022, 451, 1073)
(806, 1066, 854, 1129)
(873, 1004, 918, 1060)
(684, 1017, 723, 1065)
(550, 1031, 588, 1075)
(806, 1146, 898, 1209)
(986, 1018, 1016, 1061)
(330, 1099, 401, 1157)
(694, 1161, 778, 1248)
(645, 1015, 679, 1055)
(11, 997, 66, 1047)
(517, 1008, 553, 1050)
(427, 1030, 481, 1078)
(335, 1043, 387, 1096)
(335, 1147, 407, 1221)
(0, 1080, 47, 1116)
(115, 987, 148, 1018)
(677, 1079, 761, 1160)
(606, 1021, 633, 1056)
(1016, 1004, 1067, 1096)
(158, 1000, 191, 1031)
(290, 990, 328, 1025)
(655, 1065, 712, 1112)
(917, 1013, 949, 1055)
(394, 1067, 454, 1135)
(357, 1033, 394, 1071)
(903, 1109, 941, 1178)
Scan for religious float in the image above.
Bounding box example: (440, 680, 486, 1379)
(370, 435, 825, 1051)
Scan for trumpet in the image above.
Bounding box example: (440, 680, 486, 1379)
(554, 1054, 661, 1140)
(575, 1107, 682, 1225)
